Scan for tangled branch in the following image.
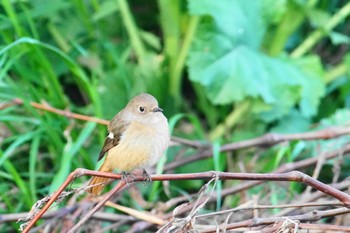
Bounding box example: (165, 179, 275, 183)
(3, 98, 350, 232)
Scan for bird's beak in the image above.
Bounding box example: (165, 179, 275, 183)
(152, 107, 163, 112)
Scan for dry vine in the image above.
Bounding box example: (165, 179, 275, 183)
(1, 98, 350, 232)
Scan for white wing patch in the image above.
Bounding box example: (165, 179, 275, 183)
(108, 132, 114, 139)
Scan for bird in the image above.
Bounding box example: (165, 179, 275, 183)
(87, 93, 170, 195)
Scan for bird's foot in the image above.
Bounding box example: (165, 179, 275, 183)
(142, 169, 152, 184)
(121, 171, 135, 184)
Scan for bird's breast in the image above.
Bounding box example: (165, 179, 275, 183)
(105, 119, 169, 171)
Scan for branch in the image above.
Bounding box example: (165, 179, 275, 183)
(6, 98, 350, 232)
(21, 169, 350, 232)
(166, 127, 350, 170)
(0, 209, 134, 224)
(199, 207, 350, 232)
(298, 223, 350, 232)
(9, 98, 109, 125)
(195, 201, 346, 219)
(67, 180, 127, 233)
(163, 144, 350, 211)
(275, 179, 350, 217)
(163, 152, 350, 231)
(4, 97, 350, 159)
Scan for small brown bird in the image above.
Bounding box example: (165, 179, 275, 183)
(88, 93, 170, 195)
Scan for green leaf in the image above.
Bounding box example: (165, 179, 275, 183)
(187, 0, 325, 121)
(271, 109, 310, 133)
(3, 159, 33, 208)
(307, 8, 331, 28)
(92, 0, 119, 22)
(140, 30, 161, 51)
(329, 31, 350, 45)
(0, 130, 39, 167)
(50, 122, 96, 193)
(189, 46, 298, 104)
(188, 0, 264, 49)
(294, 55, 325, 117)
(319, 108, 350, 127)
(261, 0, 288, 25)
(30, 0, 71, 20)
(212, 140, 222, 210)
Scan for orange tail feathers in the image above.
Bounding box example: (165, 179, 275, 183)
(87, 163, 112, 195)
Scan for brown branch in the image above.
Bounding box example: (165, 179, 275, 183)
(137, 161, 350, 232)
(298, 223, 350, 232)
(11, 98, 109, 125)
(222, 126, 350, 150)
(6, 97, 350, 161)
(5, 98, 213, 149)
(195, 201, 345, 219)
(126, 159, 350, 232)
(161, 144, 350, 213)
(0, 209, 134, 224)
(170, 136, 210, 149)
(67, 180, 127, 233)
(105, 201, 166, 225)
(0, 99, 18, 110)
(1, 207, 76, 224)
(7, 98, 350, 231)
(19, 171, 83, 233)
(199, 207, 350, 232)
(275, 179, 350, 217)
(20, 169, 115, 233)
(21, 169, 350, 232)
(165, 127, 350, 170)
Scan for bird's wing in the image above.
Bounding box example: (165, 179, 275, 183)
(97, 113, 130, 161)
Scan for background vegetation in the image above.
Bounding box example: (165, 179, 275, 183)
(1, 0, 350, 232)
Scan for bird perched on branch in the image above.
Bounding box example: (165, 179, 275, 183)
(88, 93, 170, 195)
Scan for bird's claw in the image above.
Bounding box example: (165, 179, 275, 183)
(121, 171, 135, 183)
(142, 169, 152, 184)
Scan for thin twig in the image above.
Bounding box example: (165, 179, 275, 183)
(126, 155, 350, 232)
(157, 177, 219, 232)
(195, 201, 346, 219)
(170, 136, 210, 149)
(105, 201, 166, 225)
(12, 98, 109, 125)
(67, 180, 127, 233)
(6, 97, 350, 163)
(21, 169, 350, 232)
(298, 222, 350, 232)
(5, 98, 212, 149)
(21, 169, 90, 233)
(165, 126, 350, 170)
(275, 179, 350, 217)
(199, 207, 350, 232)
(9, 97, 350, 232)
(162, 144, 350, 212)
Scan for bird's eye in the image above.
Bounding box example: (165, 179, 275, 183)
(139, 106, 145, 112)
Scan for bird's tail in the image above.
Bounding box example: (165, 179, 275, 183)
(87, 162, 112, 195)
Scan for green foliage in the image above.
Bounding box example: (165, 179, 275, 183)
(1, 0, 350, 231)
(188, 0, 325, 122)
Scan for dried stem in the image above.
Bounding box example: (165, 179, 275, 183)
(5, 97, 350, 164)
(166, 126, 350, 170)
(10, 98, 109, 125)
(67, 180, 127, 233)
(199, 207, 350, 232)
(161, 144, 350, 213)
(195, 201, 345, 219)
(7, 98, 350, 232)
(21, 169, 350, 232)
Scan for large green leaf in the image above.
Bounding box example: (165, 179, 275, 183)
(187, 0, 325, 120)
(188, 0, 264, 49)
(294, 55, 325, 117)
